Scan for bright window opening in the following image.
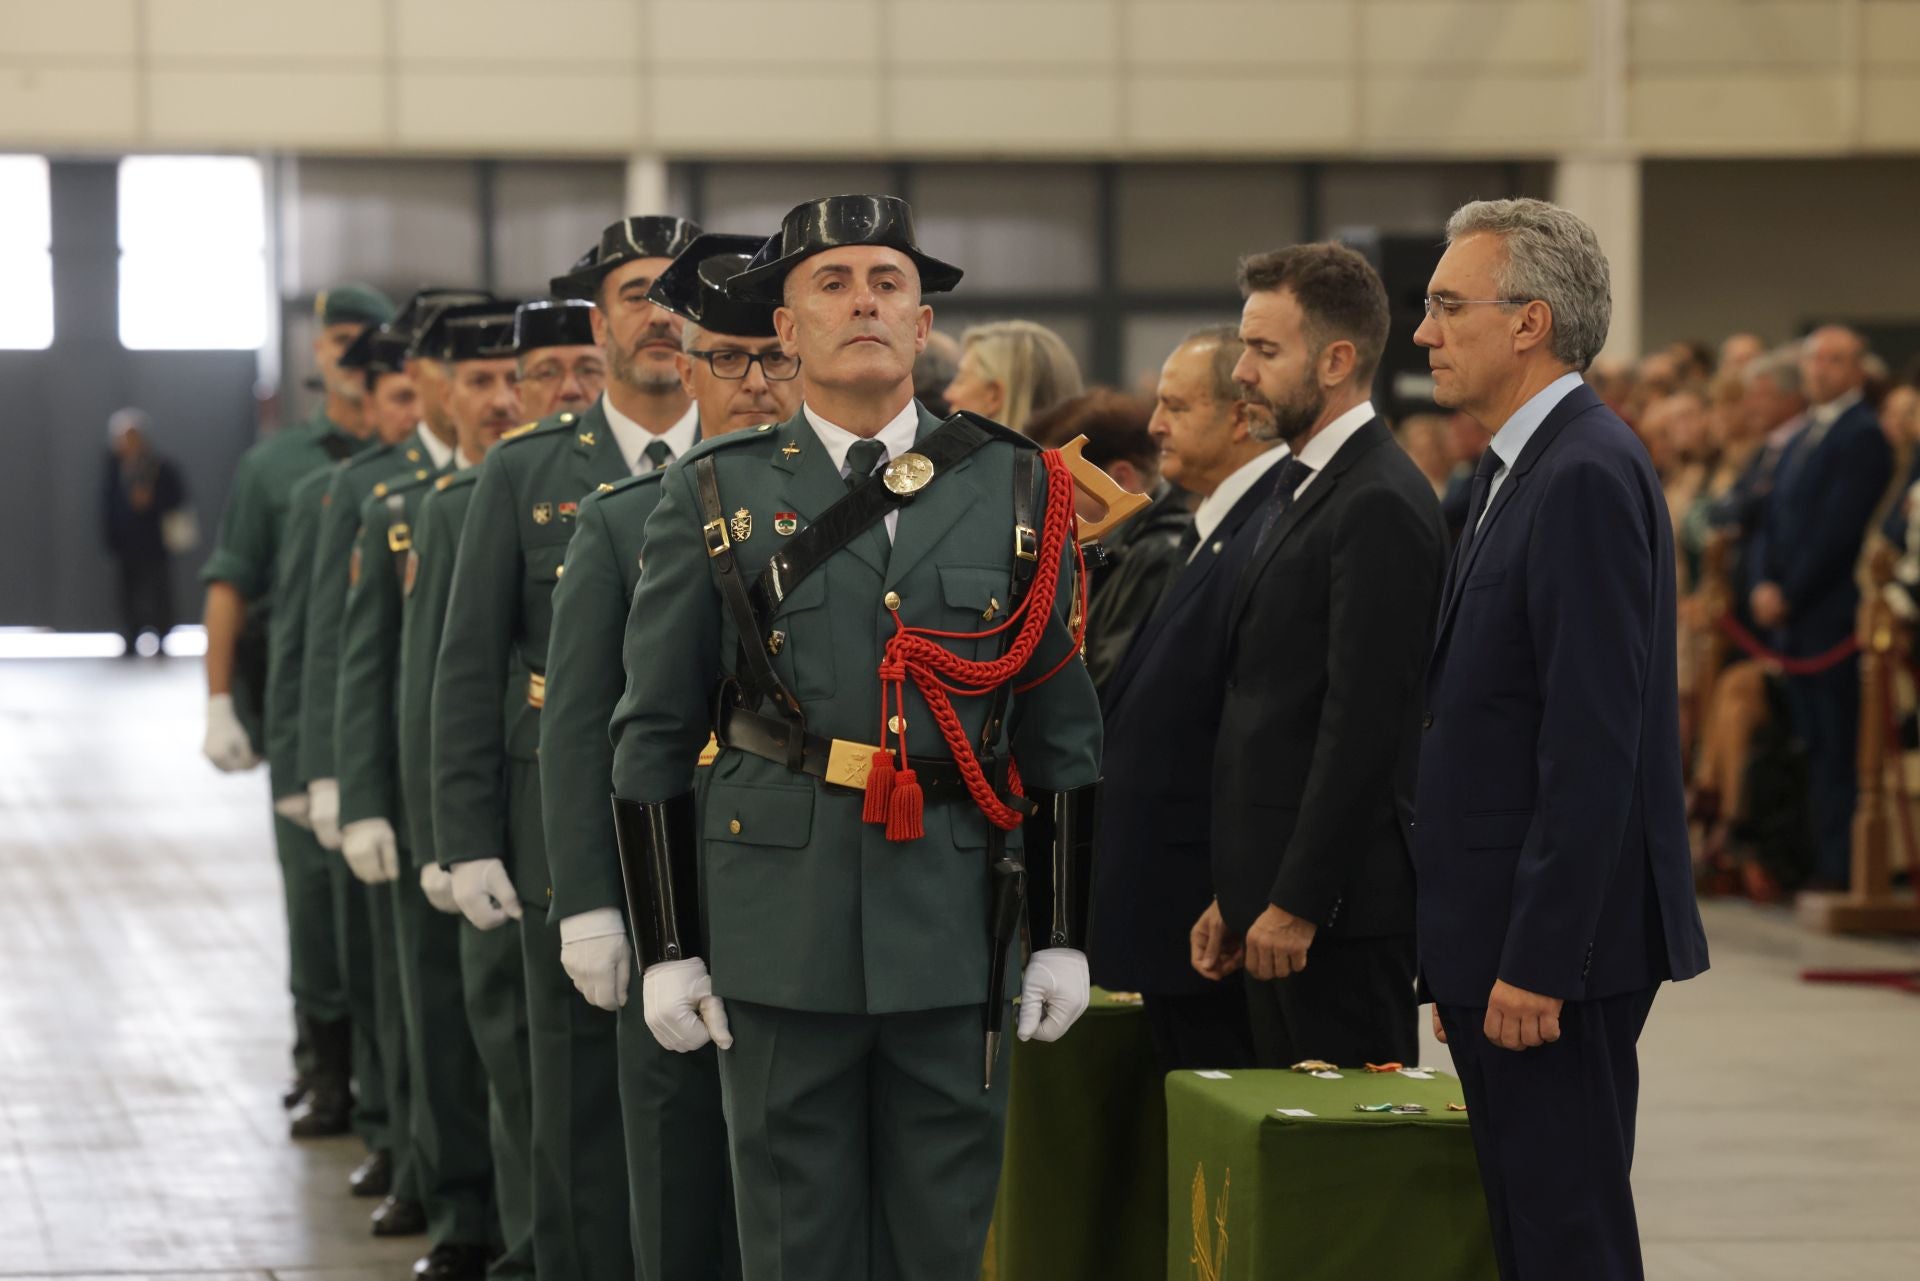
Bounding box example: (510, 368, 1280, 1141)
(0, 155, 54, 350)
(118, 156, 268, 351)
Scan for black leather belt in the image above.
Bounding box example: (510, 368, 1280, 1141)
(715, 700, 1031, 813)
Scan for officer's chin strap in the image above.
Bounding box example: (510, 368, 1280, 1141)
(862, 449, 1087, 842)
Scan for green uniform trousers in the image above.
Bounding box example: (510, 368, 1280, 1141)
(615, 1005, 737, 1281)
(275, 812, 347, 1044)
(328, 852, 389, 1150)
(509, 758, 634, 1280)
(391, 864, 499, 1250)
(719, 1000, 1012, 1281)
(367, 878, 420, 1203)
(461, 913, 537, 1279)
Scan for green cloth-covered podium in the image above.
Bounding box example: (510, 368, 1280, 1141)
(1167, 1068, 1497, 1281)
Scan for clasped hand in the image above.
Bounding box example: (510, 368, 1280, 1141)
(1191, 901, 1317, 981)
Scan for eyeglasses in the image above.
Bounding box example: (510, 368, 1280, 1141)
(1422, 296, 1531, 321)
(687, 349, 801, 381)
(516, 362, 607, 388)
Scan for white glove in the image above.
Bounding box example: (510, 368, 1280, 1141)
(203, 693, 259, 772)
(642, 958, 732, 1053)
(308, 779, 342, 850)
(559, 908, 631, 1011)
(272, 792, 312, 829)
(1017, 947, 1091, 1043)
(451, 857, 523, 930)
(341, 818, 400, 885)
(420, 863, 460, 914)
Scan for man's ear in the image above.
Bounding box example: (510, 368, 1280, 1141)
(1319, 339, 1357, 389)
(1513, 300, 1554, 357)
(675, 352, 697, 400)
(774, 306, 800, 357)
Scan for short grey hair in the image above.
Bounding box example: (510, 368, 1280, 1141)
(1745, 345, 1804, 397)
(1444, 198, 1612, 371)
(1177, 324, 1246, 406)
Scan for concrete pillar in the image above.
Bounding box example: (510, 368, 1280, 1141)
(624, 154, 670, 216)
(1555, 155, 1642, 362)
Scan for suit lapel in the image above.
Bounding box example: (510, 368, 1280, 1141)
(768, 409, 889, 580)
(1228, 420, 1387, 629)
(884, 406, 977, 589)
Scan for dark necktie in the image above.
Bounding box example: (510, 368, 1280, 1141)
(1175, 521, 1201, 561)
(1459, 448, 1503, 553)
(845, 439, 888, 491)
(1255, 457, 1317, 544)
(642, 438, 674, 472)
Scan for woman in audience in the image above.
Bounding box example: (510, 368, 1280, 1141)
(942, 319, 1085, 433)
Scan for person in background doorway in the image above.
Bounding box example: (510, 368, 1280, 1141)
(103, 407, 187, 656)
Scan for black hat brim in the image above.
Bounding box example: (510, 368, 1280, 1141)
(729, 245, 962, 306)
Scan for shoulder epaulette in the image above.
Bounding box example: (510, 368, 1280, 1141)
(433, 469, 481, 493)
(499, 419, 548, 444)
(679, 420, 778, 465)
(342, 442, 400, 473)
(583, 469, 667, 512)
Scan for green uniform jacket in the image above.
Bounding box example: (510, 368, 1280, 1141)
(202, 411, 365, 748)
(540, 470, 668, 923)
(265, 466, 336, 801)
(608, 404, 1102, 1017)
(338, 466, 448, 833)
(299, 438, 436, 785)
(432, 403, 632, 873)
(402, 471, 480, 872)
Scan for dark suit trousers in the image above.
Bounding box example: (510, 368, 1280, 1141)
(1243, 934, 1417, 1068)
(1141, 981, 1255, 1074)
(1784, 656, 1859, 885)
(1439, 987, 1658, 1281)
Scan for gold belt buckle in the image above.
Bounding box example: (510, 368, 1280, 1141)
(825, 738, 882, 789)
(527, 673, 546, 709)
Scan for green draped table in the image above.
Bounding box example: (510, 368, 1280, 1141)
(1166, 1067, 1497, 1280)
(984, 988, 1166, 1281)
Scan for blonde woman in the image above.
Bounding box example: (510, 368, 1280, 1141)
(943, 319, 1085, 433)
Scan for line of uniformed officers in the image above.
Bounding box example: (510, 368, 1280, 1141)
(200, 197, 1103, 1281)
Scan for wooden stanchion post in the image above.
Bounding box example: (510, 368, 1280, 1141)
(1798, 543, 1920, 935)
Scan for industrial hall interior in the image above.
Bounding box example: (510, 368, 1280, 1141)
(6, 2, 1920, 1280)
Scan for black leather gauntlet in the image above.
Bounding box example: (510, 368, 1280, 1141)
(1025, 782, 1099, 950)
(611, 792, 701, 967)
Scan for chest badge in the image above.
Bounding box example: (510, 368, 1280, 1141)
(532, 502, 552, 525)
(578, 431, 596, 447)
(774, 512, 798, 536)
(558, 500, 578, 523)
(729, 508, 753, 542)
(883, 452, 935, 495)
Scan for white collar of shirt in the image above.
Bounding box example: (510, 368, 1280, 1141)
(1810, 387, 1863, 430)
(1191, 445, 1288, 556)
(1474, 371, 1584, 533)
(603, 394, 700, 475)
(1289, 400, 1376, 497)
(416, 424, 454, 471)
(803, 399, 922, 541)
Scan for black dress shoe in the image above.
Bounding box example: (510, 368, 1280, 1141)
(412, 1242, 493, 1281)
(349, 1149, 393, 1197)
(370, 1194, 426, 1237)
(287, 1081, 352, 1139)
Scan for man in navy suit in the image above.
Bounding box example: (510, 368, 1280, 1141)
(1413, 198, 1710, 1281)
(1192, 244, 1447, 1070)
(1088, 325, 1282, 1072)
(1749, 326, 1890, 889)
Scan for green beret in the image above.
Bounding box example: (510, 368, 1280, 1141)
(316, 283, 397, 328)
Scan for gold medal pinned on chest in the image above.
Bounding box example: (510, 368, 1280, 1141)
(728, 507, 753, 542)
(532, 502, 553, 525)
(883, 452, 934, 495)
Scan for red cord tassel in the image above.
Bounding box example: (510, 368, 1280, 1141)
(885, 767, 925, 841)
(862, 747, 895, 823)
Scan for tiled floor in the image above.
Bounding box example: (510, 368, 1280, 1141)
(2, 657, 1918, 1279)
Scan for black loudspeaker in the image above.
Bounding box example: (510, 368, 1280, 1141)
(1339, 230, 1446, 423)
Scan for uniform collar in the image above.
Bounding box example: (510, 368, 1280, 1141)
(416, 423, 454, 471)
(801, 398, 921, 476)
(602, 393, 700, 474)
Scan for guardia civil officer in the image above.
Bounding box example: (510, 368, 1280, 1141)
(608, 195, 1103, 1281)
(541, 233, 800, 1280)
(200, 284, 391, 1118)
(432, 216, 701, 1280)
(513, 298, 605, 420)
(343, 301, 527, 1281)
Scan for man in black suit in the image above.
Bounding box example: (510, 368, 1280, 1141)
(1749, 325, 1890, 889)
(1089, 325, 1281, 1072)
(1413, 198, 1711, 1281)
(1190, 245, 1446, 1070)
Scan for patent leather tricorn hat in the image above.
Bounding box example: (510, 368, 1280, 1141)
(646, 233, 779, 338)
(416, 301, 522, 363)
(549, 216, 704, 299)
(727, 194, 962, 305)
(513, 298, 597, 354)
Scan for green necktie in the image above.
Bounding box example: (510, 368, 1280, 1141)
(845, 439, 888, 491)
(642, 438, 674, 472)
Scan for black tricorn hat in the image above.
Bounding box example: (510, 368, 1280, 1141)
(646, 233, 779, 339)
(393, 288, 496, 355)
(727, 194, 962, 305)
(339, 325, 412, 381)
(549, 216, 704, 300)
(416, 301, 522, 363)
(513, 299, 597, 354)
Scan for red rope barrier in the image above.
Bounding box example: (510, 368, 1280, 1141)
(1714, 613, 1860, 676)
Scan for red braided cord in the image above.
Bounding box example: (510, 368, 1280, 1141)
(1715, 613, 1860, 676)
(878, 450, 1081, 830)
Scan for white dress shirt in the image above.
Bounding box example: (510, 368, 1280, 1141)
(1477, 372, 1585, 532)
(803, 399, 921, 541)
(1290, 400, 1377, 499)
(603, 394, 700, 475)
(1189, 445, 1288, 561)
(416, 423, 454, 472)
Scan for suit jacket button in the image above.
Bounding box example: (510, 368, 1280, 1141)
(728, 819, 742, 835)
